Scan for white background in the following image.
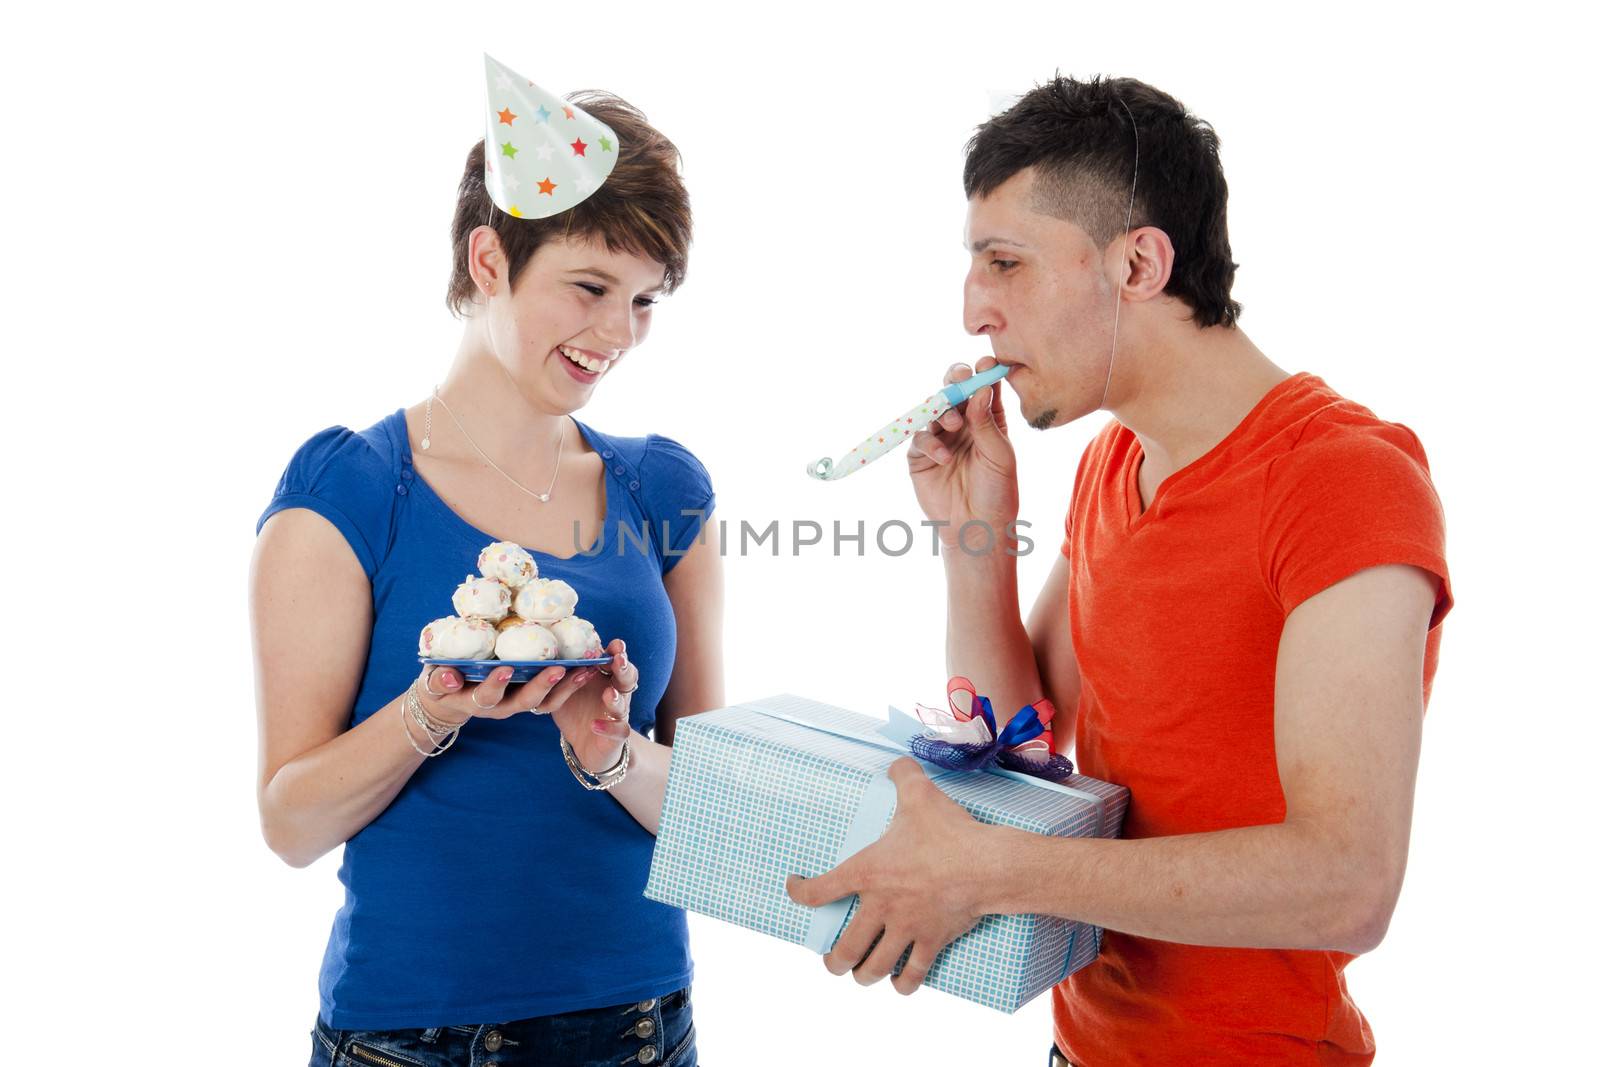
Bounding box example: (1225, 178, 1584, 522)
(5, 2, 1595, 1062)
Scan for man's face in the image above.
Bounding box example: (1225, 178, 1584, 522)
(962, 168, 1120, 430)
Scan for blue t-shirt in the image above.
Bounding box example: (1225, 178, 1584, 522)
(257, 409, 715, 1030)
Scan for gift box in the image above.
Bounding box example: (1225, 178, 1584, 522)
(644, 693, 1130, 1012)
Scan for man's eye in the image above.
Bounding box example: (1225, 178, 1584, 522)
(993, 259, 1018, 272)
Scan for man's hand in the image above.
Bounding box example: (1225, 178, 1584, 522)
(785, 758, 990, 995)
(907, 357, 1019, 551)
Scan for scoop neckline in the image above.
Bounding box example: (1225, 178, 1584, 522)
(1124, 371, 1311, 530)
(391, 408, 616, 565)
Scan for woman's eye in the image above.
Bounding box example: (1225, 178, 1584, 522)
(634, 297, 658, 309)
(577, 283, 605, 297)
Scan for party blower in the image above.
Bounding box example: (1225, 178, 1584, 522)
(806, 363, 1011, 481)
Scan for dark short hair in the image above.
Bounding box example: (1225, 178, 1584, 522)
(964, 75, 1241, 328)
(446, 91, 692, 316)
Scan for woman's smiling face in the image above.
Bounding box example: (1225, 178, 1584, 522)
(475, 231, 667, 404)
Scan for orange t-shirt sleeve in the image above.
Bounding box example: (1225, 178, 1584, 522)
(1260, 423, 1453, 629)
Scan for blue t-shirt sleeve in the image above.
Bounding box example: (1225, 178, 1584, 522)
(638, 434, 716, 575)
(256, 426, 398, 580)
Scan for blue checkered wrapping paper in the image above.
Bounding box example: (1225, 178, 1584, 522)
(644, 694, 1130, 1013)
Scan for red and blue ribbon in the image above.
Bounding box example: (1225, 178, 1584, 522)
(909, 676, 1076, 783)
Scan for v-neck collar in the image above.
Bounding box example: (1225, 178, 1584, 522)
(1124, 372, 1310, 531)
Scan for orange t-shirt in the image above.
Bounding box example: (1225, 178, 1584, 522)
(1052, 373, 1452, 1066)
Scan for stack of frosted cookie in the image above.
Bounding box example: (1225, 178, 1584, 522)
(418, 540, 604, 663)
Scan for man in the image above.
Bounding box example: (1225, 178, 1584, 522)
(787, 76, 1451, 1065)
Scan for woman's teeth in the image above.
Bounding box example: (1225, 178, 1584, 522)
(559, 345, 608, 374)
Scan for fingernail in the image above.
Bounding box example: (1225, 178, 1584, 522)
(618, 639, 627, 653)
(619, 653, 629, 669)
(444, 674, 461, 690)
(591, 719, 608, 734)
(496, 668, 512, 682)
(548, 667, 566, 681)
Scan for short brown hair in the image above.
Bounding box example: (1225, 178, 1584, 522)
(446, 91, 692, 316)
(965, 76, 1241, 329)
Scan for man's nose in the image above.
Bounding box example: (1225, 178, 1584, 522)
(963, 271, 1000, 336)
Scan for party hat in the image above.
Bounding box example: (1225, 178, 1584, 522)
(482, 54, 620, 219)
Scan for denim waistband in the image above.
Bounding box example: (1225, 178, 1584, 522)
(315, 986, 690, 1044)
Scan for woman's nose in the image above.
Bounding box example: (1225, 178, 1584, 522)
(594, 306, 635, 351)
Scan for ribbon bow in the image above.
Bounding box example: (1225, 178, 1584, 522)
(910, 676, 1076, 783)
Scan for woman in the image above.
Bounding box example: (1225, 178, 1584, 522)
(251, 76, 722, 1067)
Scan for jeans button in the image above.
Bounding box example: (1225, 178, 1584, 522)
(632, 1017, 657, 1039)
(637, 1046, 659, 1064)
(484, 1030, 504, 1052)
(635, 998, 657, 1012)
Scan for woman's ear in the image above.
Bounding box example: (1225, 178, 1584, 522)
(467, 225, 507, 300)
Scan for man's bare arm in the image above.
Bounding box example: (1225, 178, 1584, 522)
(1025, 552, 1083, 748)
(791, 563, 1439, 989)
(986, 562, 1436, 952)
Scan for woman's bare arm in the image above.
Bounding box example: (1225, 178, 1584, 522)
(251, 508, 570, 866)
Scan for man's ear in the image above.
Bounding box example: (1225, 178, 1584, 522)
(1118, 226, 1175, 304)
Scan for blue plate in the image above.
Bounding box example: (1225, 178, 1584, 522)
(420, 657, 612, 683)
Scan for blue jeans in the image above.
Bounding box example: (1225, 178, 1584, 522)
(309, 987, 695, 1067)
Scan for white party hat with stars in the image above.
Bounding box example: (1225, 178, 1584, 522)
(482, 54, 620, 219)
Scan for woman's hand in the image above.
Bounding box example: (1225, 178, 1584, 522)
(415, 660, 589, 726)
(906, 356, 1020, 552)
(549, 638, 637, 773)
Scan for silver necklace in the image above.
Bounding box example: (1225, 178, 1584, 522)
(423, 387, 566, 503)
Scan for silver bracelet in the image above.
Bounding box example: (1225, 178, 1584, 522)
(408, 682, 466, 739)
(401, 701, 453, 757)
(560, 735, 631, 791)
(401, 690, 460, 757)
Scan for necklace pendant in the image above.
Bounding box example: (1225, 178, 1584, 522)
(420, 436, 431, 451)
(536, 491, 550, 502)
